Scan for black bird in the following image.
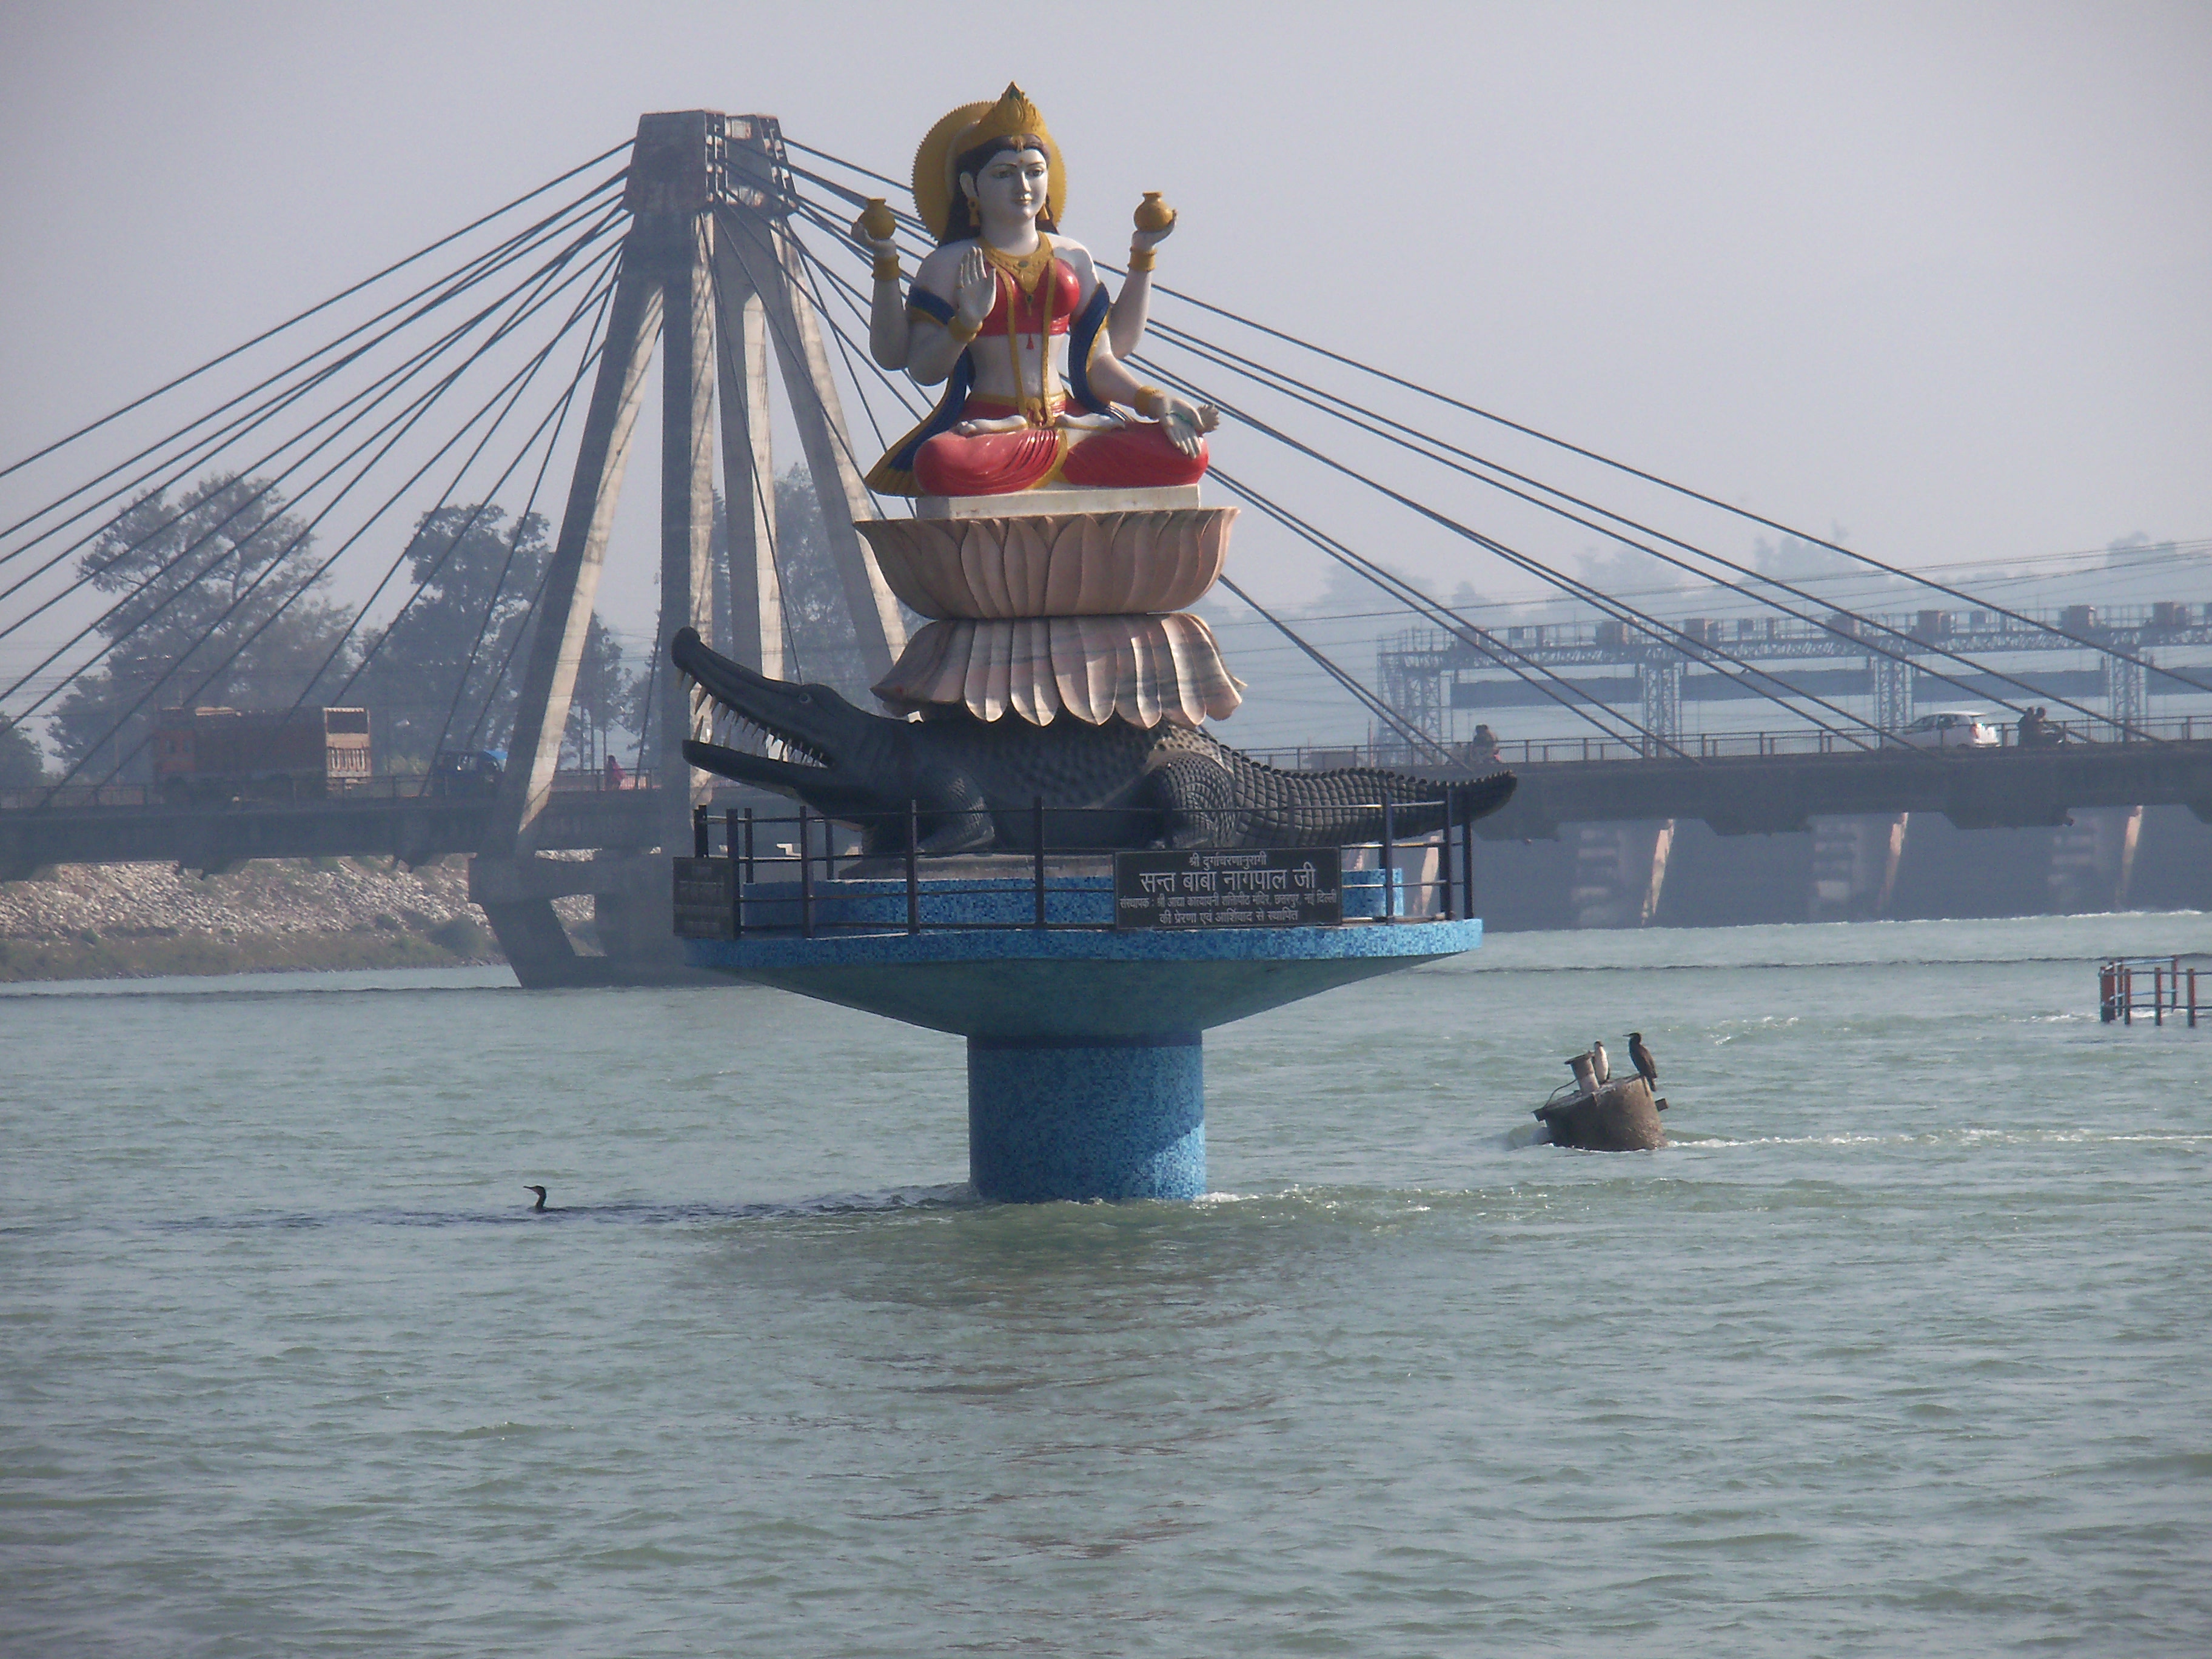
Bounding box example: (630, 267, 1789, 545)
(525, 1184, 548, 1212)
(1627, 1033, 1658, 1087)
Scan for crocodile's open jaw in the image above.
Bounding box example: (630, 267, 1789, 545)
(671, 626, 882, 794)
(686, 682, 831, 770)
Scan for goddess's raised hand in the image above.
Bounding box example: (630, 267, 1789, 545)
(850, 198, 902, 262)
(1131, 194, 1178, 252)
(954, 249, 997, 326)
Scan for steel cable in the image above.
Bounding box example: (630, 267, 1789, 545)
(0, 141, 634, 482)
(1213, 574, 1453, 761)
(1, 223, 627, 729)
(1142, 322, 2176, 731)
(270, 256, 627, 754)
(778, 170, 1664, 750)
(1144, 360, 1896, 751)
(34, 243, 625, 795)
(0, 202, 631, 637)
(783, 141, 2191, 717)
(0, 170, 631, 563)
(426, 283, 616, 766)
(1210, 470, 1666, 754)
(1137, 274, 2204, 683)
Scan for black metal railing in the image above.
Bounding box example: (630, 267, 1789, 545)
(678, 794, 1480, 940)
(1253, 713, 2212, 773)
(0, 766, 664, 813)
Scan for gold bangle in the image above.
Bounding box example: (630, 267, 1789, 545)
(947, 315, 982, 346)
(1127, 246, 1157, 273)
(1132, 386, 1168, 419)
(871, 255, 901, 283)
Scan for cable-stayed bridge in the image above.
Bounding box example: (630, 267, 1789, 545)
(4, 110, 2210, 982)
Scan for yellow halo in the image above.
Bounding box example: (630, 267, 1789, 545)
(911, 90, 1068, 244)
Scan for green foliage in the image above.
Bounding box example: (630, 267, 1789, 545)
(705, 469, 883, 708)
(0, 719, 45, 789)
(564, 612, 633, 769)
(352, 504, 551, 766)
(772, 467, 882, 701)
(430, 913, 494, 957)
(51, 475, 353, 780)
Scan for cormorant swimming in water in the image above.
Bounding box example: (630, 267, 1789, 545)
(525, 1184, 548, 1212)
(1627, 1033, 1658, 1087)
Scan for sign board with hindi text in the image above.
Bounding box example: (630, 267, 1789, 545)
(1113, 848, 1343, 929)
(672, 857, 736, 939)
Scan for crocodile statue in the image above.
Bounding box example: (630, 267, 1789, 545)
(672, 628, 1515, 854)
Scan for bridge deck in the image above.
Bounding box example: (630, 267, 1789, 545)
(7, 740, 2212, 879)
(0, 789, 665, 878)
(1476, 738, 2212, 837)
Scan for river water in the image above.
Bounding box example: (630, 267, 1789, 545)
(4, 913, 2208, 1655)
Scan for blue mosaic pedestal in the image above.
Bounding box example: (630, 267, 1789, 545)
(684, 878, 1481, 1202)
(969, 1036, 1205, 1201)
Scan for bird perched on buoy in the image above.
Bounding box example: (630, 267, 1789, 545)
(1627, 1033, 1658, 1087)
(524, 1184, 548, 1212)
(1590, 1039, 1610, 1084)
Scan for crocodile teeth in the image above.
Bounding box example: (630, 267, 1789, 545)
(682, 683, 831, 770)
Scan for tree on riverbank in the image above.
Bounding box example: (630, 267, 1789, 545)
(50, 476, 353, 782)
(772, 466, 881, 704)
(1, 720, 44, 788)
(701, 468, 887, 711)
(564, 614, 634, 770)
(351, 504, 551, 767)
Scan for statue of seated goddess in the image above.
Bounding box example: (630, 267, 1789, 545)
(860, 84, 1218, 499)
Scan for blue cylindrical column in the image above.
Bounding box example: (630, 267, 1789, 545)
(967, 1034, 1205, 1202)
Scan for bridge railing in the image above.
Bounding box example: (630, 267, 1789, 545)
(1248, 713, 2212, 773)
(0, 767, 665, 813)
(673, 797, 1472, 940)
(2100, 955, 2205, 1027)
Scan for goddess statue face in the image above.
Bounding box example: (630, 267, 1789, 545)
(960, 146, 1051, 230)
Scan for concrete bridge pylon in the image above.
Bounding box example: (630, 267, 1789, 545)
(470, 110, 905, 987)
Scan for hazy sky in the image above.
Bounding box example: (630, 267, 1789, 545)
(2, 0, 2208, 741)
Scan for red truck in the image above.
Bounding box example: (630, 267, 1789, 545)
(153, 706, 372, 802)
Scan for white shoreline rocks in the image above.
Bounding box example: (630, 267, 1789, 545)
(0, 858, 592, 980)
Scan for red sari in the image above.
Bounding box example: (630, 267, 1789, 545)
(870, 243, 1208, 498)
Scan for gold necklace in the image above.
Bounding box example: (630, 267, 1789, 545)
(978, 236, 1059, 423)
(979, 235, 1053, 297)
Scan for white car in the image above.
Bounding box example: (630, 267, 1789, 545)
(1899, 710, 1999, 749)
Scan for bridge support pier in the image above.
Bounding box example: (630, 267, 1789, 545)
(466, 110, 903, 988)
(1808, 813, 1908, 922)
(2048, 805, 2142, 913)
(1567, 819, 1674, 928)
(471, 853, 714, 987)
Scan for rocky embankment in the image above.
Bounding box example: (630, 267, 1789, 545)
(0, 857, 536, 981)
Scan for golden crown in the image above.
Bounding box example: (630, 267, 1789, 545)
(958, 84, 1051, 157)
(911, 85, 1067, 242)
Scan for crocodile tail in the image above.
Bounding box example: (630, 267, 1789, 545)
(1452, 770, 1517, 822)
(1306, 765, 1517, 822)
(1352, 768, 1517, 840)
